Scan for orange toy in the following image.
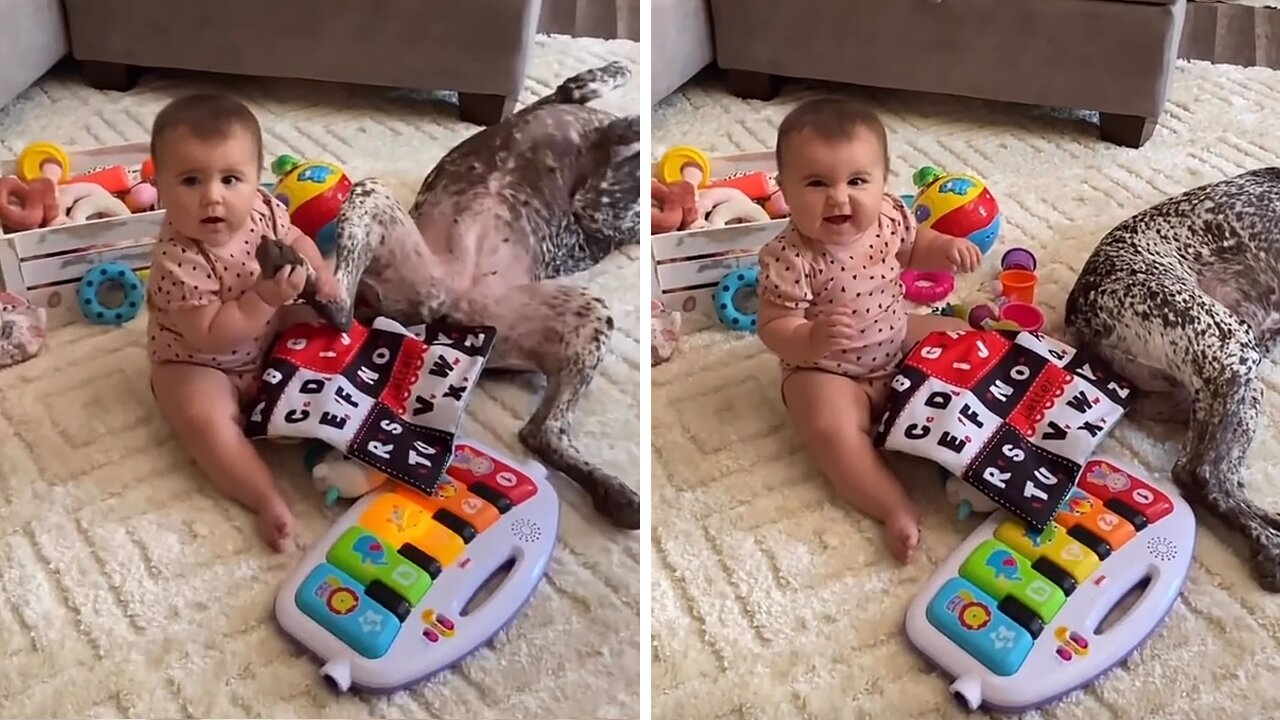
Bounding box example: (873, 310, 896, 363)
(708, 171, 773, 202)
(0, 176, 59, 232)
(67, 165, 133, 195)
(651, 179, 698, 234)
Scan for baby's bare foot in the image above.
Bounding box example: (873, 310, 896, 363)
(256, 501, 295, 552)
(884, 511, 922, 564)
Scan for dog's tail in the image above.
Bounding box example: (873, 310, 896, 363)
(528, 61, 631, 109)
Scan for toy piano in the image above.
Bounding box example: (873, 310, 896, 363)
(275, 440, 559, 693)
(905, 457, 1196, 713)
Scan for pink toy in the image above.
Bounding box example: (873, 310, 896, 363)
(999, 301, 1044, 332)
(901, 270, 955, 305)
(764, 189, 789, 219)
(125, 182, 158, 213)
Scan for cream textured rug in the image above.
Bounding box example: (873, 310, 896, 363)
(652, 61, 1280, 720)
(0, 35, 639, 719)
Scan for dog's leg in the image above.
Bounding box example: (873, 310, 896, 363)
(573, 114, 641, 261)
(446, 283, 640, 530)
(1069, 278, 1280, 589)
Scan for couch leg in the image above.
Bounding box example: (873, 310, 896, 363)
(1098, 113, 1158, 148)
(723, 69, 781, 101)
(458, 93, 515, 125)
(80, 61, 141, 92)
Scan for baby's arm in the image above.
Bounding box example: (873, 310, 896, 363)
(758, 298, 819, 365)
(891, 196, 982, 273)
(904, 225, 963, 271)
(164, 292, 278, 354)
(756, 233, 823, 365)
(148, 239, 278, 354)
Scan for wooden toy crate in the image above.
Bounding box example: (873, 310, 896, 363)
(0, 142, 161, 329)
(650, 150, 786, 319)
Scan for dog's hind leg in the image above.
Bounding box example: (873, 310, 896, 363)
(1068, 276, 1280, 590)
(445, 283, 640, 530)
(524, 61, 632, 111)
(573, 114, 641, 261)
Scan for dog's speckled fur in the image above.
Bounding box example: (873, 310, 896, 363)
(1065, 167, 1280, 591)
(316, 63, 641, 530)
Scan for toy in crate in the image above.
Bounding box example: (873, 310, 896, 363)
(276, 440, 559, 693)
(1, 141, 158, 235)
(651, 145, 783, 235)
(905, 457, 1195, 713)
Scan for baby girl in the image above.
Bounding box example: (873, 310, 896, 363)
(145, 93, 340, 551)
(756, 97, 981, 564)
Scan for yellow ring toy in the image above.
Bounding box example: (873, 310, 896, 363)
(17, 141, 70, 183)
(658, 145, 711, 187)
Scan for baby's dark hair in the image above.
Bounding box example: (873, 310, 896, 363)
(775, 97, 890, 175)
(150, 93, 264, 171)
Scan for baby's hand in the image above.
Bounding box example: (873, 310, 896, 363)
(255, 264, 307, 308)
(807, 313, 859, 358)
(947, 237, 983, 274)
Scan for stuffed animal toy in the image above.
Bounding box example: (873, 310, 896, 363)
(0, 176, 58, 232)
(651, 178, 698, 234)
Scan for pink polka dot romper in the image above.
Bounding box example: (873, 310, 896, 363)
(757, 193, 918, 381)
(146, 189, 300, 385)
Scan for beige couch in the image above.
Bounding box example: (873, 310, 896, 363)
(705, 0, 1187, 148)
(651, 0, 714, 103)
(0, 0, 68, 112)
(44, 0, 543, 126)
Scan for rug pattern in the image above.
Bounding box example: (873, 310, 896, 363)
(0, 34, 640, 719)
(651, 61, 1280, 720)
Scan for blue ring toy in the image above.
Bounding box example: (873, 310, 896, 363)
(715, 266, 759, 332)
(77, 260, 143, 325)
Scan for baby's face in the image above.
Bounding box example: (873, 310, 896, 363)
(777, 126, 887, 245)
(154, 127, 261, 246)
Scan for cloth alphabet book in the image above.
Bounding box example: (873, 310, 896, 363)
(874, 328, 1136, 531)
(244, 316, 496, 496)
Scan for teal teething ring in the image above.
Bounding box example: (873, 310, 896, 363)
(77, 260, 143, 325)
(715, 266, 759, 332)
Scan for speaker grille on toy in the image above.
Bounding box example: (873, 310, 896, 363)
(512, 517, 542, 544)
(1147, 536, 1178, 562)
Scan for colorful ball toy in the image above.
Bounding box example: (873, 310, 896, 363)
(271, 154, 353, 256)
(908, 166, 1003, 255)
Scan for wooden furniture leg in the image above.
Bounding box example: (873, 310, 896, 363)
(1099, 113, 1158, 148)
(80, 61, 142, 92)
(458, 93, 516, 125)
(723, 69, 781, 101)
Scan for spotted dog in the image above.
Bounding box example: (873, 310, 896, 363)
(314, 63, 640, 530)
(1065, 167, 1280, 591)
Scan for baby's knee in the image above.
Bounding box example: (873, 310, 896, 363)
(801, 405, 873, 445)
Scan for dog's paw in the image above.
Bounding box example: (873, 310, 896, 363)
(592, 481, 640, 531)
(1251, 543, 1280, 593)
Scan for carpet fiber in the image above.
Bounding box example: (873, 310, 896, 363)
(651, 61, 1280, 719)
(0, 35, 640, 719)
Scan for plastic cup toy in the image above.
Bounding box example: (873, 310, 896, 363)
(1001, 247, 1037, 272)
(999, 269, 1038, 304)
(998, 301, 1044, 332)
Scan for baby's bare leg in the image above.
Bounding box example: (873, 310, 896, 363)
(151, 362, 294, 551)
(782, 369, 921, 563)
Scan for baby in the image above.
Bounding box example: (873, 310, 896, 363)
(145, 93, 340, 551)
(756, 97, 981, 564)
